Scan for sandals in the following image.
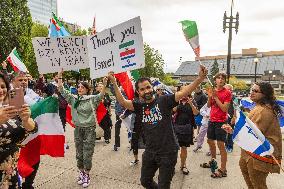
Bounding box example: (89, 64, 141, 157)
(200, 162, 211, 168)
(180, 167, 189, 175)
(211, 169, 227, 178)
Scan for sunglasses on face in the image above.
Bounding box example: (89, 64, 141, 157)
(250, 89, 262, 93)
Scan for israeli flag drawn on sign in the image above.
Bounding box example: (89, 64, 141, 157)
(233, 110, 274, 156)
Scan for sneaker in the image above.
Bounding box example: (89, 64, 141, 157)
(105, 140, 110, 144)
(65, 144, 69, 150)
(193, 146, 202, 152)
(130, 159, 139, 166)
(77, 170, 84, 185)
(82, 173, 90, 188)
(209, 159, 218, 174)
(226, 148, 233, 153)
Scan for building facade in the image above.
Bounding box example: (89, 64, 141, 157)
(174, 48, 284, 94)
(27, 0, 57, 25)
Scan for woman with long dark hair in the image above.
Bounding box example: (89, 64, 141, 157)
(0, 73, 37, 188)
(173, 93, 199, 175)
(223, 82, 282, 189)
(57, 70, 107, 188)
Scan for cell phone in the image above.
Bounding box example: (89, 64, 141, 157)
(9, 88, 25, 109)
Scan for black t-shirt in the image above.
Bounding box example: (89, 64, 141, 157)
(133, 94, 179, 154)
(194, 91, 208, 110)
(175, 103, 195, 125)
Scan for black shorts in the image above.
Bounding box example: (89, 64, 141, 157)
(207, 121, 227, 142)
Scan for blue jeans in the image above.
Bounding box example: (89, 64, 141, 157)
(225, 118, 234, 150)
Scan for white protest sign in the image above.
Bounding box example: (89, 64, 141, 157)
(32, 36, 89, 74)
(87, 16, 144, 79)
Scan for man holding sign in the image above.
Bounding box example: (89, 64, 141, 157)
(108, 65, 207, 189)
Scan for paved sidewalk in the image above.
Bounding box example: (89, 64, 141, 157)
(34, 113, 284, 189)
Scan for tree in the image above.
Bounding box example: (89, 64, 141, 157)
(72, 28, 87, 36)
(26, 22, 49, 77)
(31, 22, 49, 37)
(138, 43, 165, 80)
(162, 73, 178, 86)
(0, 0, 33, 73)
(229, 76, 249, 91)
(210, 58, 219, 77)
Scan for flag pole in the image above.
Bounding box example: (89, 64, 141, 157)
(195, 56, 214, 87)
(271, 154, 284, 173)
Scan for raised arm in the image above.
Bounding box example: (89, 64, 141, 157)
(108, 72, 134, 111)
(100, 77, 108, 97)
(175, 65, 207, 102)
(188, 98, 199, 115)
(57, 69, 75, 105)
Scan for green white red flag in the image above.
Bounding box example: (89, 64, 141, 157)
(114, 70, 140, 100)
(180, 20, 200, 58)
(6, 48, 28, 72)
(18, 97, 65, 177)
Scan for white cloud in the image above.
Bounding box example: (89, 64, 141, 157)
(58, 0, 284, 73)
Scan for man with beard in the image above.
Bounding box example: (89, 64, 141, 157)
(108, 65, 207, 189)
(10, 71, 42, 189)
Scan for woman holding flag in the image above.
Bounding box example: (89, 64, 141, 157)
(57, 69, 108, 188)
(223, 82, 282, 189)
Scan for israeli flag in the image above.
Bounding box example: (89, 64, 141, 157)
(241, 99, 284, 133)
(151, 80, 173, 95)
(233, 110, 274, 156)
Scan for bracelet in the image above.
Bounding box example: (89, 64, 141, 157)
(58, 78, 63, 79)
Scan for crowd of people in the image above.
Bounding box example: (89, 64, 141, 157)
(0, 63, 283, 189)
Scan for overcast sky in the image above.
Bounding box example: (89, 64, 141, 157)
(58, 0, 284, 73)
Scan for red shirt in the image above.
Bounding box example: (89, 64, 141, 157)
(210, 87, 232, 122)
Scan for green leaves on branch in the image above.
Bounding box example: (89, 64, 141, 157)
(138, 43, 165, 81)
(0, 0, 33, 73)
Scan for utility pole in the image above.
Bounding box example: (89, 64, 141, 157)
(223, 0, 239, 83)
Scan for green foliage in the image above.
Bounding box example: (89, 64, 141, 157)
(27, 22, 49, 77)
(162, 73, 178, 86)
(138, 43, 165, 80)
(72, 28, 87, 36)
(210, 58, 219, 77)
(31, 22, 49, 37)
(229, 76, 249, 91)
(0, 0, 33, 73)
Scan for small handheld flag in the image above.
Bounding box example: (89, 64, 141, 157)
(233, 110, 274, 156)
(49, 12, 70, 37)
(6, 48, 28, 72)
(180, 20, 200, 58)
(180, 20, 213, 86)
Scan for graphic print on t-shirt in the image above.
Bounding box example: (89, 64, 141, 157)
(142, 104, 162, 125)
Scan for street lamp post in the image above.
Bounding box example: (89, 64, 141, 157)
(268, 70, 272, 83)
(254, 58, 259, 82)
(223, 0, 239, 83)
